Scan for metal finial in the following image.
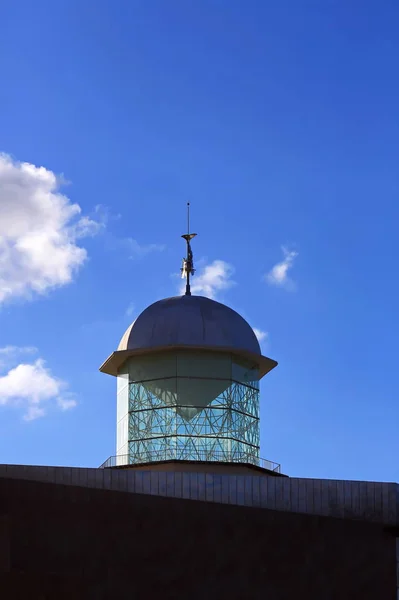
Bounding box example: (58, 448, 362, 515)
(181, 203, 197, 296)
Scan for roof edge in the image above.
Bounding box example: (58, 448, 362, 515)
(99, 345, 277, 379)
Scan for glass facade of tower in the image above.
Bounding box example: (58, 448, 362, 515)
(116, 350, 260, 465)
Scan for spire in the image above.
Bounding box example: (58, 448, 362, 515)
(181, 202, 197, 296)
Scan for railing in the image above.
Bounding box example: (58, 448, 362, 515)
(99, 450, 281, 473)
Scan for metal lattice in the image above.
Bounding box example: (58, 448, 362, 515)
(127, 378, 260, 464)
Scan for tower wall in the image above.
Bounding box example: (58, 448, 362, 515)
(116, 371, 129, 456)
(116, 350, 261, 465)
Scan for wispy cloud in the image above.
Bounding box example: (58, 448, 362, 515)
(94, 203, 121, 223)
(253, 328, 268, 343)
(105, 235, 165, 260)
(0, 346, 76, 420)
(266, 246, 298, 290)
(0, 345, 38, 369)
(57, 395, 78, 412)
(0, 153, 104, 305)
(179, 260, 235, 299)
(125, 238, 165, 259)
(0, 345, 38, 356)
(73, 204, 120, 238)
(125, 302, 135, 318)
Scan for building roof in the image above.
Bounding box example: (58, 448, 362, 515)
(118, 295, 261, 355)
(100, 295, 277, 378)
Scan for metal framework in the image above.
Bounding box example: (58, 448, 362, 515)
(99, 452, 281, 472)
(127, 377, 260, 465)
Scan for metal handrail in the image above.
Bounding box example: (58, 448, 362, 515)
(99, 450, 281, 473)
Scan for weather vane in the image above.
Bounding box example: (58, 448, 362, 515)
(181, 202, 197, 296)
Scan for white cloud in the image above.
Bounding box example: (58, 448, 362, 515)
(180, 260, 235, 299)
(266, 247, 298, 290)
(0, 153, 102, 304)
(0, 349, 76, 420)
(253, 328, 268, 343)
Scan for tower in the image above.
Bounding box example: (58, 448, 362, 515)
(100, 214, 278, 470)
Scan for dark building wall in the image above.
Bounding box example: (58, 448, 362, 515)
(0, 477, 396, 599)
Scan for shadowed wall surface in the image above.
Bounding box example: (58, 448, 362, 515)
(0, 476, 396, 599)
(0, 464, 397, 526)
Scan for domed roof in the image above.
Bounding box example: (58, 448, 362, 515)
(118, 295, 261, 355)
(100, 295, 277, 378)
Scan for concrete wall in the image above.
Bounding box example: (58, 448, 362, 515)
(0, 463, 397, 527)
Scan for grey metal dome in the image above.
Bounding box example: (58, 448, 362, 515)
(100, 295, 277, 378)
(118, 295, 261, 355)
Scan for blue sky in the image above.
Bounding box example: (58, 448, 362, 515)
(0, 0, 398, 482)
